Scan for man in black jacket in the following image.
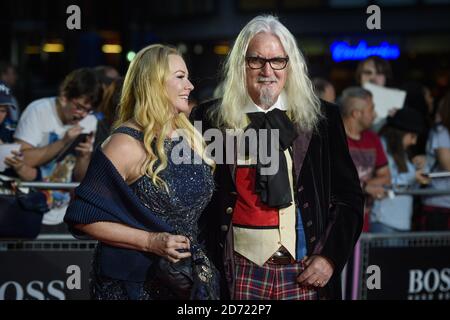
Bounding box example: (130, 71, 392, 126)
(191, 15, 363, 300)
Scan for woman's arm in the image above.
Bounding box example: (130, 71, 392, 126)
(75, 221, 191, 262)
(436, 147, 450, 171)
(73, 133, 191, 263)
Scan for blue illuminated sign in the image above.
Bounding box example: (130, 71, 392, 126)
(331, 41, 400, 62)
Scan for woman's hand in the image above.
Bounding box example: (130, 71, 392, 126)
(147, 232, 191, 263)
(415, 169, 430, 185)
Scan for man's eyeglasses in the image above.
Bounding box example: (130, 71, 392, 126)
(73, 100, 93, 115)
(245, 56, 289, 70)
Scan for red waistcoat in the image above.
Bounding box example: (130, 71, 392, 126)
(232, 166, 279, 227)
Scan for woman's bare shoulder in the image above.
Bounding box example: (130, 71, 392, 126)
(101, 130, 146, 181)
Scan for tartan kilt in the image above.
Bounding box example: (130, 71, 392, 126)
(233, 253, 318, 300)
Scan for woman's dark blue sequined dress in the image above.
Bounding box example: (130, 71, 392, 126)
(90, 127, 217, 300)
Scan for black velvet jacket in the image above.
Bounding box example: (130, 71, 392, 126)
(190, 99, 364, 300)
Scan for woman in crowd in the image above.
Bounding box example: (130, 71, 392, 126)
(370, 108, 429, 233)
(420, 92, 450, 231)
(402, 81, 435, 157)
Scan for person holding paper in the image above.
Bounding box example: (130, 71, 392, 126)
(355, 56, 393, 88)
(356, 57, 407, 131)
(362, 82, 407, 125)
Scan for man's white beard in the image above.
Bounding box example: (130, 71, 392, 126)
(259, 86, 276, 109)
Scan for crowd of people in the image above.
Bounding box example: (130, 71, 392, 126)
(2, 58, 447, 236)
(0, 65, 122, 234)
(0, 14, 449, 300)
(313, 56, 450, 233)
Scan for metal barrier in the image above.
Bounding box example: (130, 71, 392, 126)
(1, 180, 450, 300)
(392, 186, 450, 196)
(10, 181, 450, 194)
(1, 232, 449, 300)
(18, 182, 80, 190)
(0, 174, 80, 190)
(0, 180, 80, 237)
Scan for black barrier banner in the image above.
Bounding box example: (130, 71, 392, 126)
(359, 235, 450, 300)
(0, 246, 94, 300)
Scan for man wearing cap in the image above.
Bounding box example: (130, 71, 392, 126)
(0, 82, 37, 181)
(0, 82, 15, 143)
(191, 15, 363, 300)
(0, 62, 19, 123)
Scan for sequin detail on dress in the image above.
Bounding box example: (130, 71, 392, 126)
(91, 127, 216, 300)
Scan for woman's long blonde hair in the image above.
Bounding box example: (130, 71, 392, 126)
(114, 44, 213, 190)
(217, 15, 322, 131)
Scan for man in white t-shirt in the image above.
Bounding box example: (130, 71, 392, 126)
(14, 68, 100, 226)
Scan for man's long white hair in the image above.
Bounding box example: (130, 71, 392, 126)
(217, 15, 321, 130)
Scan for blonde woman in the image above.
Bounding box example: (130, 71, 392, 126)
(64, 44, 218, 300)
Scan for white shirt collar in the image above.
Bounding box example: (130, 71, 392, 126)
(243, 92, 287, 114)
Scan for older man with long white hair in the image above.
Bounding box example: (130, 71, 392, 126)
(191, 15, 363, 300)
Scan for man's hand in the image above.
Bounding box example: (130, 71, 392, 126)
(63, 125, 83, 144)
(73, 133, 94, 181)
(297, 255, 334, 288)
(75, 134, 94, 159)
(364, 183, 386, 200)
